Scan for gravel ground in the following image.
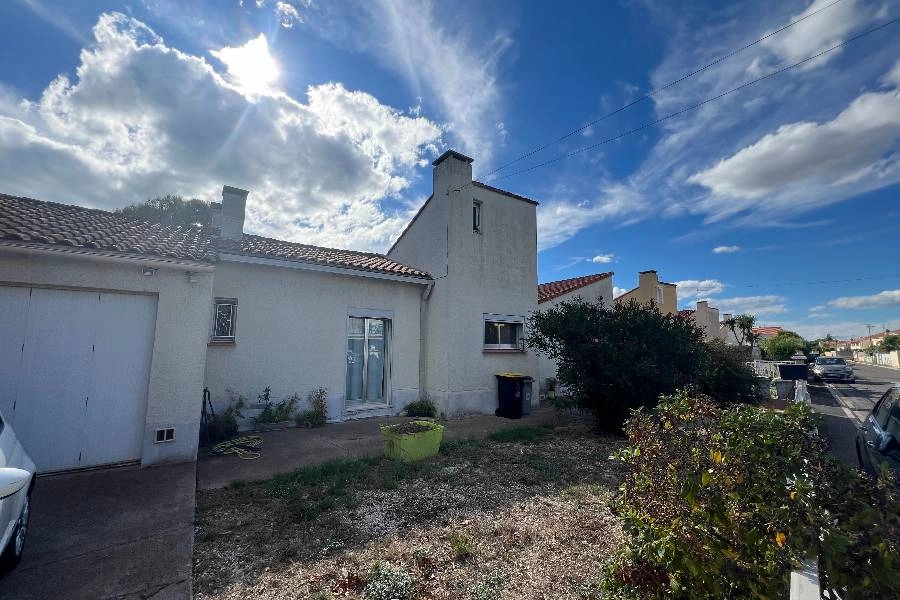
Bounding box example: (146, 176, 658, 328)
(194, 424, 627, 599)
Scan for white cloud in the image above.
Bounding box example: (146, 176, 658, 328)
(759, 0, 877, 70)
(712, 295, 788, 315)
(712, 245, 740, 254)
(883, 58, 900, 87)
(308, 0, 510, 168)
(782, 319, 900, 341)
(688, 86, 900, 218)
(613, 286, 628, 298)
(211, 34, 280, 95)
(590, 253, 615, 264)
(274, 1, 305, 28)
(829, 289, 900, 309)
(674, 279, 725, 300)
(0, 12, 443, 251)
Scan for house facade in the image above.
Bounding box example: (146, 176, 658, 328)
(535, 273, 614, 391)
(0, 150, 542, 473)
(615, 270, 677, 315)
(679, 300, 723, 342)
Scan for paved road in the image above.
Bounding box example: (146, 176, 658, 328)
(808, 362, 900, 467)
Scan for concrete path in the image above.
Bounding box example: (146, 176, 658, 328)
(1, 462, 195, 600)
(809, 362, 899, 467)
(197, 406, 563, 489)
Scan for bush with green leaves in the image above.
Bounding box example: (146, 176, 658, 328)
(296, 387, 328, 428)
(363, 563, 413, 600)
(527, 298, 706, 432)
(695, 340, 759, 405)
(403, 395, 437, 418)
(200, 394, 244, 444)
(600, 389, 900, 599)
(254, 388, 299, 424)
(760, 330, 809, 361)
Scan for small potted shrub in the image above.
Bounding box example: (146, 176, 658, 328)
(381, 420, 444, 462)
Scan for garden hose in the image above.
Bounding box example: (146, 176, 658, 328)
(211, 435, 263, 459)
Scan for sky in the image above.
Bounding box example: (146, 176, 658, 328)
(0, 0, 898, 341)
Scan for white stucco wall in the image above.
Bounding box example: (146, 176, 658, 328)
(0, 247, 213, 466)
(203, 260, 425, 423)
(389, 155, 539, 416)
(536, 277, 614, 391)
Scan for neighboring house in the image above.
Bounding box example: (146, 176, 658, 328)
(752, 326, 784, 341)
(678, 300, 722, 342)
(850, 329, 900, 351)
(615, 270, 677, 315)
(535, 272, 614, 391)
(0, 149, 542, 473)
(0, 194, 215, 473)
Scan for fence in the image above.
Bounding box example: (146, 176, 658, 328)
(748, 360, 797, 379)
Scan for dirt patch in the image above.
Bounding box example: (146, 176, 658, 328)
(193, 426, 627, 599)
(385, 421, 439, 435)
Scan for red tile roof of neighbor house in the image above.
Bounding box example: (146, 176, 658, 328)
(678, 309, 695, 318)
(0, 192, 432, 278)
(217, 234, 432, 279)
(0, 193, 217, 263)
(752, 326, 784, 336)
(538, 272, 613, 303)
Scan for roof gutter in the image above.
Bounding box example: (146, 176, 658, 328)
(0, 241, 215, 271)
(219, 252, 432, 285)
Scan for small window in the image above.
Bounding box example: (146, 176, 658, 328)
(212, 298, 237, 341)
(483, 314, 524, 350)
(473, 200, 482, 233)
(656, 286, 664, 304)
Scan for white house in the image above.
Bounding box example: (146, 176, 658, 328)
(535, 273, 614, 391)
(0, 150, 543, 473)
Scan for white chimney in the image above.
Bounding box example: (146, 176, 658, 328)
(220, 185, 248, 241)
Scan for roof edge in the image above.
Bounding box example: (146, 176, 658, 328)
(472, 181, 539, 205)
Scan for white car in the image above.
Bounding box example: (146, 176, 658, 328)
(0, 410, 35, 572)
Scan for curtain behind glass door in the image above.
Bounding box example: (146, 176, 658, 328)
(346, 317, 388, 407)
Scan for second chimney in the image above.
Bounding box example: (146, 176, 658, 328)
(220, 185, 249, 241)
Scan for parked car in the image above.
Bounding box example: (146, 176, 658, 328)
(0, 410, 35, 572)
(811, 356, 855, 382)
(856, 384, 900, 478)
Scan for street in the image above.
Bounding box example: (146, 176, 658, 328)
(808, 362, 900, 467)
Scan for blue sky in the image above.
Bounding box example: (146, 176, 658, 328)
(1, 0, 898, 340)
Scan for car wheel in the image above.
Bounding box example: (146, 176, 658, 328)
(0, 492, 30, 570)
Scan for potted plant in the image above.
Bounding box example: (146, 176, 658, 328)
(380, 420, 444, 462)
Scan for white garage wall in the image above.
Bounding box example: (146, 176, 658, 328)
(0, 248, 213, 466)
(204, 260, 425, 422)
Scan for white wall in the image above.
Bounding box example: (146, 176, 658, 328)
(203, 260, 425, 422)
(390, 154, 539, 416)
(0, 247, 213, 466)
(536, 277, 614, 391)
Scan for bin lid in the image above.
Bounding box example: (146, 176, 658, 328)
(495, 372, 527, 379)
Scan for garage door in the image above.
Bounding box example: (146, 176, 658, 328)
(0, 286, 158, 473)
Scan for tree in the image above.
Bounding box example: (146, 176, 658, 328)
(723, 314, 760, 351)
(527, 298, 707, 432)
(877, 334, 900, 353)
(115, 194, 212, 228)
(760, 330, 809, 361)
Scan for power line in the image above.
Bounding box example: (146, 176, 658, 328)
(738, 273, 900, 289)
(485, 15, 900, 184)
(486, 0, 849, 177)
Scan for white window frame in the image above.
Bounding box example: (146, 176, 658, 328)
(656, 285, 664, 304)
(483, 313, 525, 351)
(345, 308, 393, 410)
(473, 199, 483, 233)
(211, 298, 238, 341)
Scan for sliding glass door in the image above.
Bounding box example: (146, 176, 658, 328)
(346, 317, 390, 408)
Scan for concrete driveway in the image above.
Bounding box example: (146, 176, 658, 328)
(1, 462, 195, 600)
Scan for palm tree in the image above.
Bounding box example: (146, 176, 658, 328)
(724, 314, 760, 353)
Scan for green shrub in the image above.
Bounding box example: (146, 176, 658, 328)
(527, 298, 706, 432)
(488, 425, 554, 444)
(601, 389, 900, 599)
(296, 387, 328, 428)
(403, 396, 437, 418)
(448, 531, 474, 560)
(363, 563, 413, 600)
(467, 569, 508, 600)
(254, 388, 299, 424)
(200, 394, 244, 444)
(696, 340, 760, 405)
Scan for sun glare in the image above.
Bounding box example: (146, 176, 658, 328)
(211, 34, 280, 96)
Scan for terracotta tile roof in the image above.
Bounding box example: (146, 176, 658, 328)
(752, 326, 784, 337)
(0, 193, 216, 263)
(217, 234, 432, 280)
(678, 309, 695, 318)
(538, 273, 613, 304)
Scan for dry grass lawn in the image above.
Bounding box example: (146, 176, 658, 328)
(193, 423, 627, 599)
